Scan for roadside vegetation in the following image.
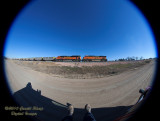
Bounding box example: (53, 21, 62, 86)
(11, 59, 153, 79)
(59, 60, 151, 78)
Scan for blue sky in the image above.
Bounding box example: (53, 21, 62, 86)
(4, 0, 157, 60)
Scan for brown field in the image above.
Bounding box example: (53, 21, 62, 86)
(12, 60, 152, 79)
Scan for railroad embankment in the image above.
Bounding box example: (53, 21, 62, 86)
(12, 60, 152, 79)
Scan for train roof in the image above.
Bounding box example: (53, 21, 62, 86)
(42, 57, 56, 58)
(84, 55, 106, 57)
(71, 55, 81, 57)
(58, 55, 81, 57)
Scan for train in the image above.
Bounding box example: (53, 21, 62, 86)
(13, 55, 107, 62)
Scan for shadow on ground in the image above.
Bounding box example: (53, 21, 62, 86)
(13, 82, 133, 121)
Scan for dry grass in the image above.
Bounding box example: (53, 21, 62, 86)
(13, 60, 151, 79)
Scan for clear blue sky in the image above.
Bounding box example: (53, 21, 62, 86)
(4, 0, 157, 60)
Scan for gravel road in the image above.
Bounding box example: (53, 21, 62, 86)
(4, 60, 156, 121)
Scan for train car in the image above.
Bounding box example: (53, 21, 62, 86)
(42, 57, 56, 61)
(26, 58, 30, 61)
(30, 58, 36, 61)
(82, 55, 107, 62)
(56, 56, 81, 62)
(20, 58, 24, 61)
(25, 58, 29, 61)
(34, 57, 43, 61)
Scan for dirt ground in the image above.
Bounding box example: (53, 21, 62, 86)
(4, 59, 156, 121)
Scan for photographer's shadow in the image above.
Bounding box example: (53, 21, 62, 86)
(13, 82, 68, 121)
(13, 82, 132, 121)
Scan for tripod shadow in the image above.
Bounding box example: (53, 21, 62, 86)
(13, 82, 133, 121)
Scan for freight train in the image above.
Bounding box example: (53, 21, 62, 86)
(14, 55, 107, 62)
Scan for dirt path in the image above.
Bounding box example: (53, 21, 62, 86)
(4, 60, 156, 108)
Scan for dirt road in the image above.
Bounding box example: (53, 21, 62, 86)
(4, 60, 156, 121)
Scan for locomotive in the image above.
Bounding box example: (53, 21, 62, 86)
(82, 56, 107, 62)
(17, 55, 107, 62)
(56, 56, 81, 62)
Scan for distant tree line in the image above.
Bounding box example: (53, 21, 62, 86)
(115, 56, 156, 61)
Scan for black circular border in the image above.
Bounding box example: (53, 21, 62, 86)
(0, 1, 159, 121)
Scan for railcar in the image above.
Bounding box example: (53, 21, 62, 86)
(82, 56, 107, 62)
(26, 58, 30, 61)
(25, 58, 29, 61)
(56, 56, 81, 62)
(42, 57, 56, 61)
(34, 57, 42, 61)
(29, 57, 35, 61)
(20, 58, 24, 61)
